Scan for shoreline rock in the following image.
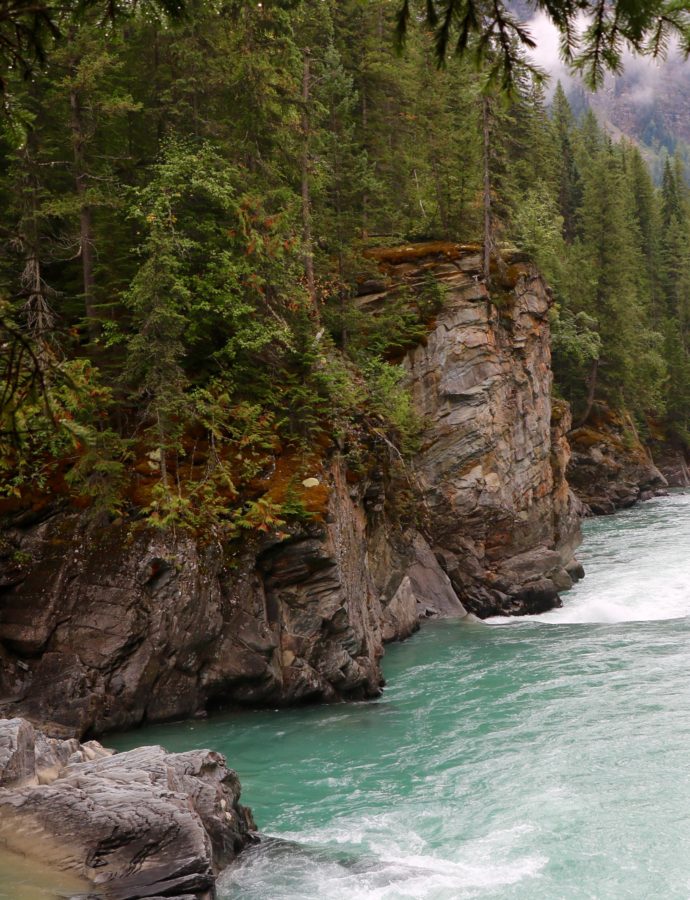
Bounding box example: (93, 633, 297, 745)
(567, 402, 668, 515)
(649, 440, 690, 490)
(0, 717, 257, 900)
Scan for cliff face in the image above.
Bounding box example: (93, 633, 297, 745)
(0, 244, 581, 738)
(363, 243, 583, 617)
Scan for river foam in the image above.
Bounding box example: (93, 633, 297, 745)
(488, 491, 690, 625)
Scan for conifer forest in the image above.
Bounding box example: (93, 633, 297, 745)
(1, 0, 689, 534)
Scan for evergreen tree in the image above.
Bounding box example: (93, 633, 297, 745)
(2, 0, 690, 523)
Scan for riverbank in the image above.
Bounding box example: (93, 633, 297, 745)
(107, 491, 690, 899)
(0, 718, 256, 900)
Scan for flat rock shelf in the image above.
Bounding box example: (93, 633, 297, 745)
(0, 718, 257, 900)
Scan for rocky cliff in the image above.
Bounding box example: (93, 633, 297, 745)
(0, 243, 582, 738)
(364, 243, 583, 617)
(0, 458, 462, 737)
(0, 716, 256, 899)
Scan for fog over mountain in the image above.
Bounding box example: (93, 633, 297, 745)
(527, 11, 690, 177)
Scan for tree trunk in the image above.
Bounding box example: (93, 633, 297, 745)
(331, 110, 347, 350)
(300, 49, 317, 314)
(19, 135, 54, 354)
(157, 412, 169, 492)
(361, 88, 368, 238)
(431, 153, 449, 238)
(69, 74, 99, 342)
(413, 168, 426, 217)
(481, 94, 492, 288)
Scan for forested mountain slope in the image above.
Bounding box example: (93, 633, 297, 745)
(568, 61, 690, 181)
(0, 0, 687, 521)
(0, 0, 687, 733)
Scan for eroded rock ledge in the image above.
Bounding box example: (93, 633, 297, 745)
(0, 716, 256, 899)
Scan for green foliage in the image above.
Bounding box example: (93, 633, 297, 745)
(362, 358, 421, 456)
(334, 278, 446, 362)
(0, 355, 127, 514)
(551, 307, 602, 368)
(64, 430, 128, 517)
(511, 185, 565, 288)
(3, 0, 690, 535)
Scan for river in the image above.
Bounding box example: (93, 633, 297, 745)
(7, 491, 690, 899)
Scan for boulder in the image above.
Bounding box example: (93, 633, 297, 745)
(0, 717, 256, 900)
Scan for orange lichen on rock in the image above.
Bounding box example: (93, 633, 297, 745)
(254, 451, 331, 521)
(363, 241, 463, 264)
(499, 261, 531, 288)
(551, 398, 570, 426)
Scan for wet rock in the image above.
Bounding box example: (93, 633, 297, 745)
(565, 558, 585, 582)
(509, 579, 564, 616)
(0, 463, 389, 734)
(255, 466, 384, 703)
(380, 576, 419, 642)
(0, 717, 256, 900)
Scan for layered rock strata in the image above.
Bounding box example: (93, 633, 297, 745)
(0, 716, 256, 899)
(0, 461, 460, 737)
(361, 243, 583, 617)
(0, 242, 582, 736)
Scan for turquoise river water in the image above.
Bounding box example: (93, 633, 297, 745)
(6, 491, 690, 899)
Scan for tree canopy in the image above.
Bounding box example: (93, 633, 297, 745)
(0, 0, 184, 92)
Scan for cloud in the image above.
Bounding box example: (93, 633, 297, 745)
(526, 12, 570, 81)
(525, 11, 690, 107)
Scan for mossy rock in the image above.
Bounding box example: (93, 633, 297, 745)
(551, 398, 570, 425)
(569, 426, 617, 450)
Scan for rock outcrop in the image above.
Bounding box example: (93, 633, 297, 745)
(647, 421, 690, 488)
(0, 243, 582, 737)
(0, 716, 256, 899)
(567, 402, 668, 514)
(651, 443, 690, 488)
(362, 243, 583, 617)
(0, 457, 460, 736)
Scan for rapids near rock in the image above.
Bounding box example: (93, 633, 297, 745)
(106, 491, 690, 899)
